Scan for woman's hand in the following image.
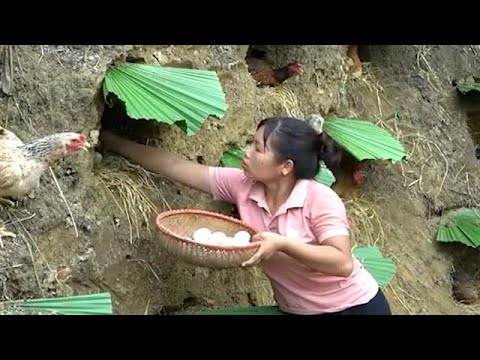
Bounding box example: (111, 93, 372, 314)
(98, 130, 119, 152)
(241, 232, 354, 277)
(241, 232, 288, 267)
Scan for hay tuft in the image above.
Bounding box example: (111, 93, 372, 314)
(95, 156, 170, 245)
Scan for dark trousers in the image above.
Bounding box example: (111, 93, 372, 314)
(200, 289, 392, 315)
(321, 289, 392, 315)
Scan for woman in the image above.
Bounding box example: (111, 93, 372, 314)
(99, 116, 392, 315)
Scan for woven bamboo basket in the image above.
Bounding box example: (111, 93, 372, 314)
(155, 209, 261, 269)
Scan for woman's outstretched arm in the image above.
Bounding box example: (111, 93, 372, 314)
(99, 130, 212, 194)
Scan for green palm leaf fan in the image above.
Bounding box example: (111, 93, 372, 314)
(0, 292, 113, 315)
(323, 118, 409, 162)
(435, 208, 480, 248)
(456, 82, 480, 94)
(315, 162, 336, 187)
(103, 62, 228, 136)
(219, 146, 245, 168)
(352, 246, 395, 287)
(219, 146, 336, 187)
(454, 77, 480, 95)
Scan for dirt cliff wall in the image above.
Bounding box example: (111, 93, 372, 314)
(0, 45, 478, 314)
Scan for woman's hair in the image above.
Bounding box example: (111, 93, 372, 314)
(257, 116, 342, 179)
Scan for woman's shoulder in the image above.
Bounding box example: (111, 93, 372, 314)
(210, 166, 252, 185)
(307, 179, 344, 203)
(304, 179, 347, 216)
(208, 166, 256, 203)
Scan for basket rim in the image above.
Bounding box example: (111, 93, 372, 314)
(155, 208, 261, 251)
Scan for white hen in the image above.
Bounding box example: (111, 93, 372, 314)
(0, 126, 90, 245)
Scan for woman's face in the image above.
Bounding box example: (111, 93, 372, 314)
(242, 126, 293, 182)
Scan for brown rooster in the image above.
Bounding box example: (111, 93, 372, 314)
(352, 161, 366, 186)
(0, 127, 90, 243)
(330, 156, 367, 200)
(346, 45, 363, 77)
(245, 47, 304, 87)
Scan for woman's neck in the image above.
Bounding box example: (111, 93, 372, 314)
(264, 176, 297, 215)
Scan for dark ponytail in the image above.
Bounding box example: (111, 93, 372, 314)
(257, 116, 342, 180)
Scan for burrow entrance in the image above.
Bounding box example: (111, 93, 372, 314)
(454, 77, 480, 159)
(96, 57, 154, 142)
(346, 45, 372, 77)
(446, 243, 480, 305)
(356, 46, 372, 63)
(347, 45, 372, 64)
(244, 45, 304, 87)
(99, 92, 161, 145)
(98, 92, 208, 170)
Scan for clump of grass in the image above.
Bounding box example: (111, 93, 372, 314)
(345, 196, 386, 248)
(95, 156, 170, 244)
(270, 84, 305, 119)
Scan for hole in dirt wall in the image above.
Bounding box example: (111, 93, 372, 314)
(93, 56, 169, 148)
(99, 92, 161, 145)
(356, 45, 371, 63)
(346, 45, 397, 75)
(454, 84, 480, 159)
(444, 243, 480, 305)
(244, 45, 305, 87)
(328, 150, 369, 200)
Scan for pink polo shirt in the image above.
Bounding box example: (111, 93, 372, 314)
(208, 166, 379, 314)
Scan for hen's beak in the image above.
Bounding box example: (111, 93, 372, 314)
(80, 141, 91, 151)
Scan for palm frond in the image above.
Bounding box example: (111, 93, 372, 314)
(353, 246, 395, 287)
(0, 292, 113, 315)
(103, 63, 228, 136)
(323, 118, 409, 162)
(436, 208, 480, 248)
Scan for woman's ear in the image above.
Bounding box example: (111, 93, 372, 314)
(281, 159, 295, 176)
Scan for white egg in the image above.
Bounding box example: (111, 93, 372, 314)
(211, 231, 227, 238)
(221, 237, 236, 247)
(209, 231, 227, 245)
(192, 228, 212, 243)
(238, 239, 252, 247)
(234, 231, 251, 243)
(197, 237, 219, 246)
(231, 238, 250, 247)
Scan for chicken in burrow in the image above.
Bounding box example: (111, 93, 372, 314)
(327, 157, 368, 200)
(245, 46, 304, 87)
(346, 45, 363, 78)
(0, 126, 91, 245)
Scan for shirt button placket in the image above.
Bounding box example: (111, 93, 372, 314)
(268, 217, 277, 233)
